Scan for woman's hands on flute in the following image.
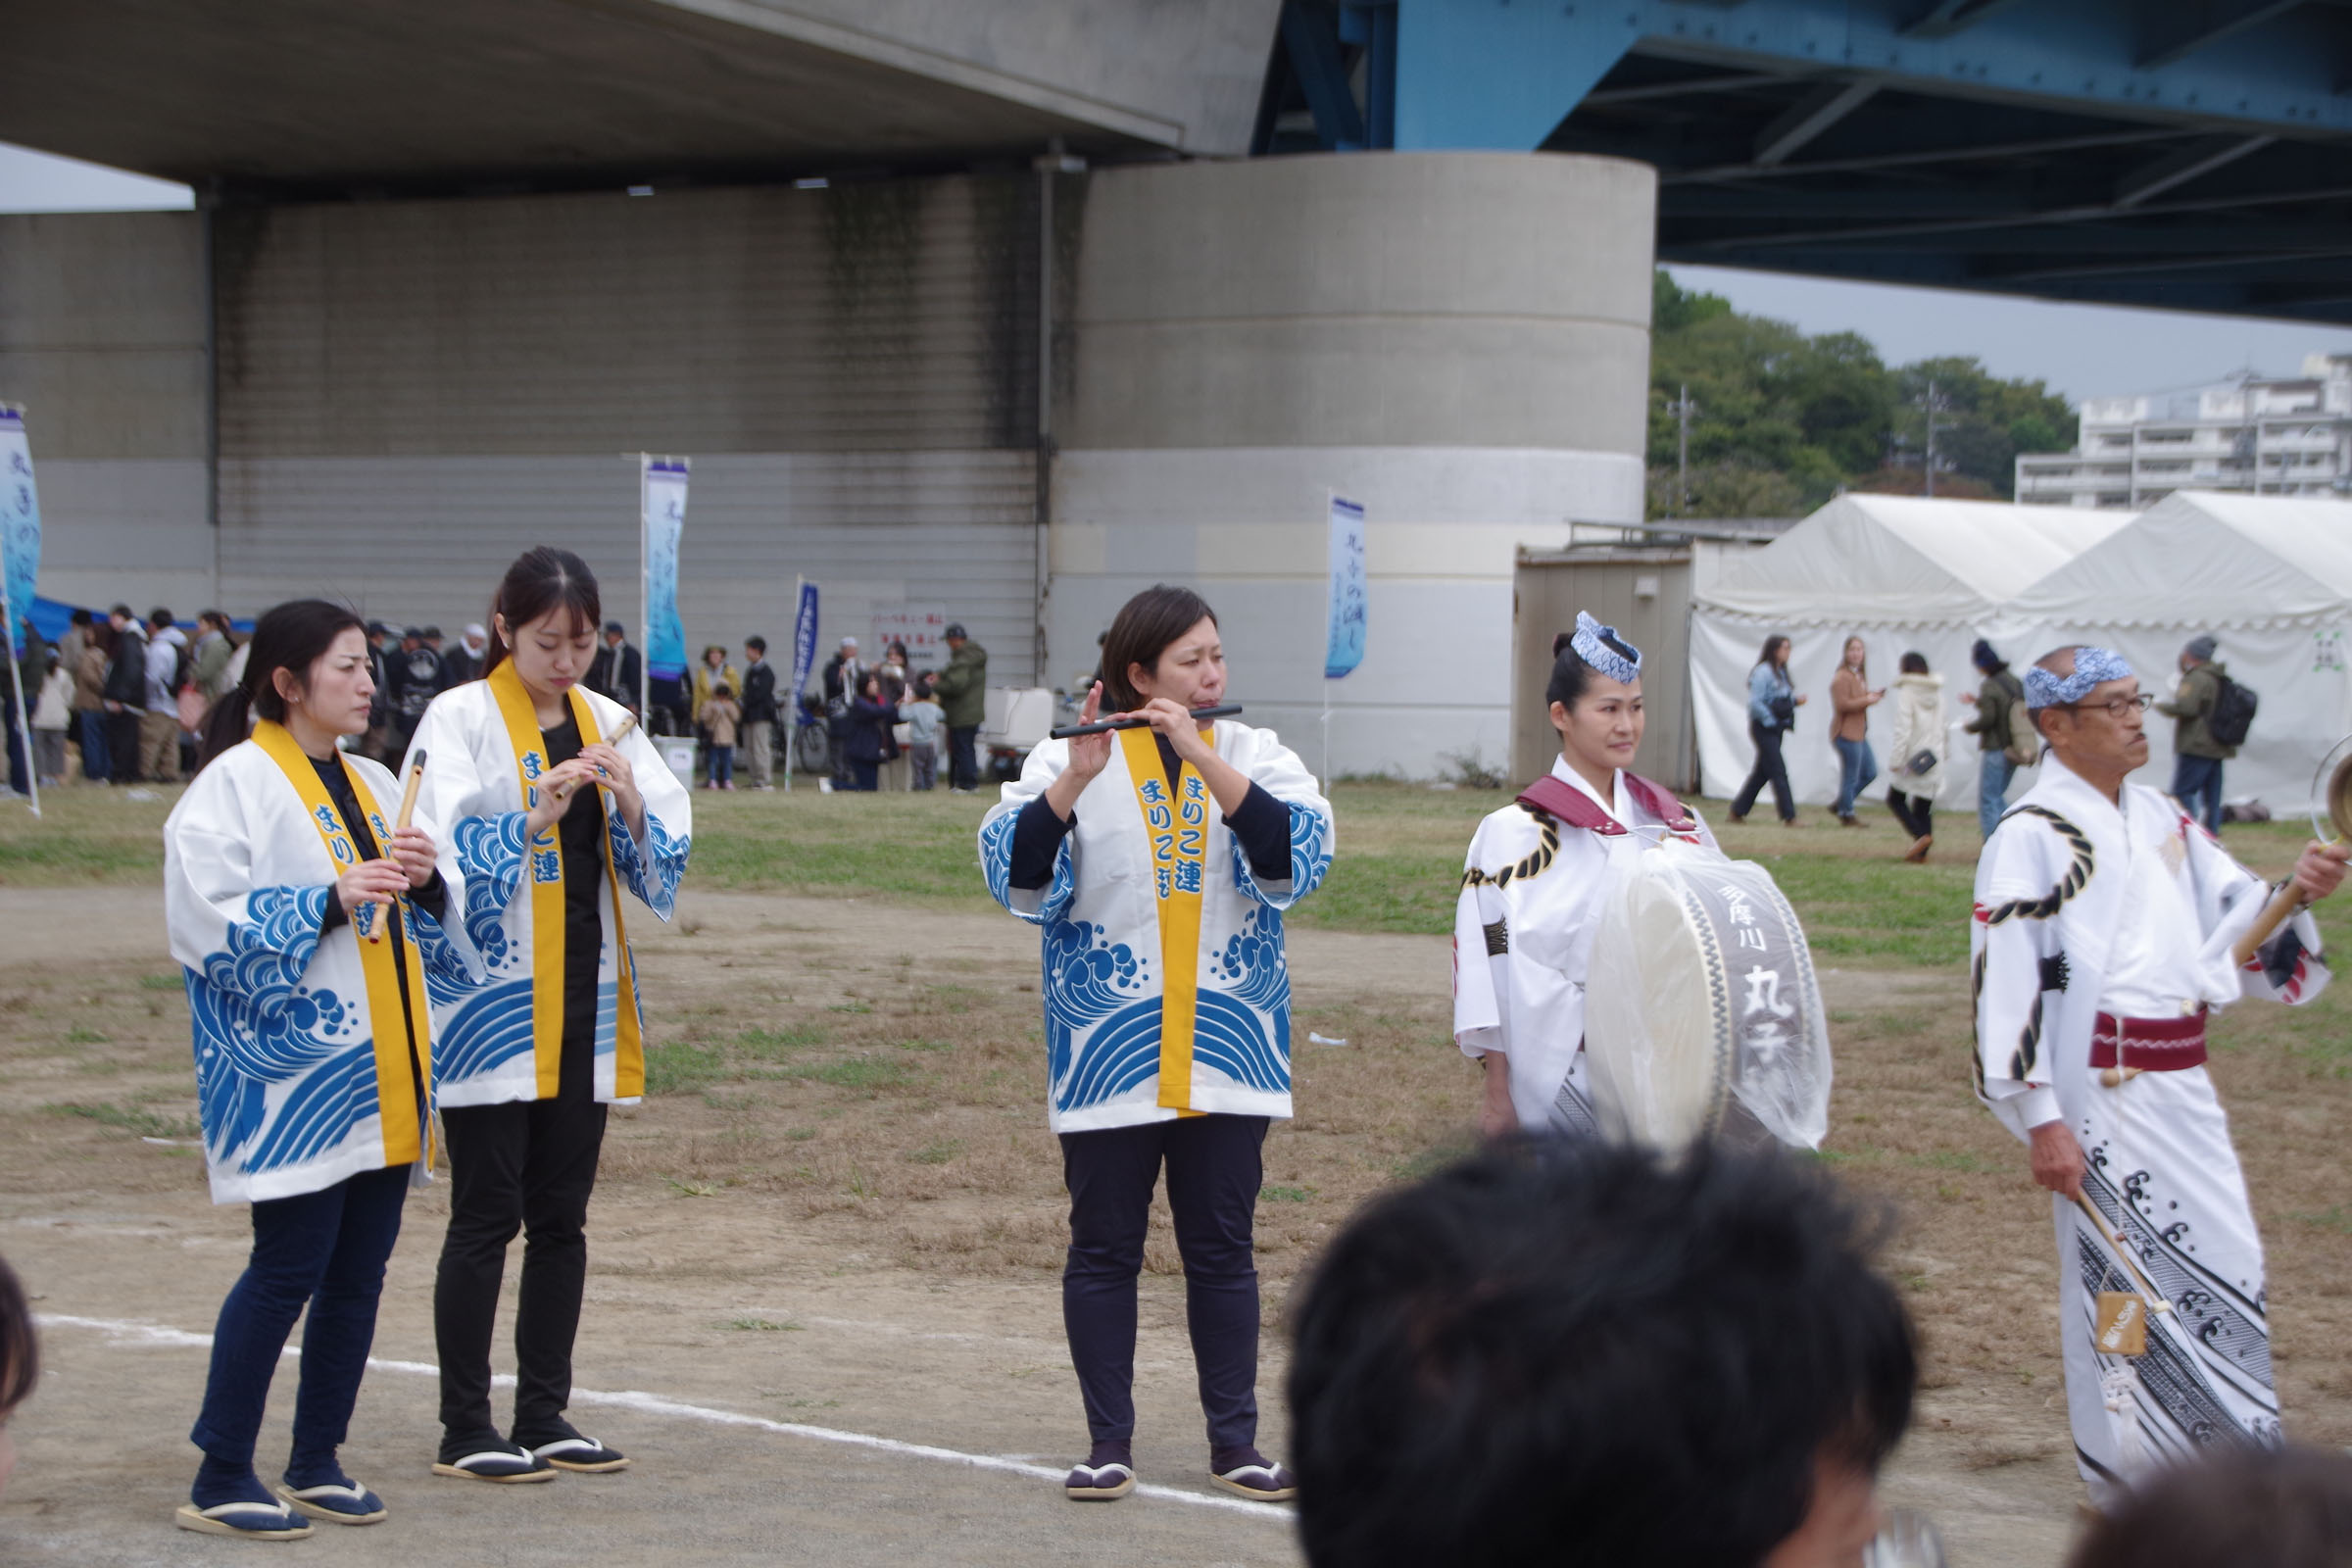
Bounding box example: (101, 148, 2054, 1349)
(386, 826, 440, 890)
(1046, 683, 1115, 820)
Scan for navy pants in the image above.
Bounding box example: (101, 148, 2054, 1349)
(2174, 753, 2225, 833)
(1734, 721, 1795, 821)
(948, 724, 980, 791)
(77, 709, 111, 782)
(1059, 1113, 1268, 1451)
(189, 1164, 410, 1474)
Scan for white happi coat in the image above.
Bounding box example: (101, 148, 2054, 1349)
(166, 741, 477, 1203)
(1453, 759, 1718, 1131)
(1973, 752, 2326, 1502)
(979, 721, 1335, 1134)
(406, 680, 692, 1108)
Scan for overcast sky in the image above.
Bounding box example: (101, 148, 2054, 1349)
(5, 139, 2347, 413)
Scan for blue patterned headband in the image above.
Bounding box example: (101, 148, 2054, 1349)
(1569, 611, 1642, 684)
(2023, 646, 2134, 709)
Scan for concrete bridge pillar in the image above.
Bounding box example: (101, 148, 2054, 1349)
(1052, 151, 1656, 779)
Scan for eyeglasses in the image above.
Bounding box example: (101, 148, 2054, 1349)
(2053, 692, 2154, 718)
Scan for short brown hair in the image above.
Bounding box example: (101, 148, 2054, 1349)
(1098, 585, 1218, 712)
(0, 1251, 36, 1416)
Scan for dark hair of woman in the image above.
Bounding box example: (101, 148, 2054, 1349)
(1754, 634, 1791, 671)
(1545, 624, 1641, 711)
(0, 1252, 34, 1417)
(198, 599, 368, 770)
(484, 547, 601, 676)
(1900, 651, 1928, 675)
(1098, 584, 1219, 713)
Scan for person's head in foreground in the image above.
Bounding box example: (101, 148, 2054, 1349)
(1288, 1139, 1916, 1568)
(2027, 646, 2149, 791)
(0, 1251, 37, 1498)
(2070, 1445, 2352, 1568)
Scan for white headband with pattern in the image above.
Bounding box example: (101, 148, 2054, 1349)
(1569, 611, 1642, 685)
(2023, 646, 2133, 709)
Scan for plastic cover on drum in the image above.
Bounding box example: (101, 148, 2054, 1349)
(1584, 837, 1832, 1152)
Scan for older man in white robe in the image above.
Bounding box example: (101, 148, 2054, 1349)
(1972, 645, 2349, 1509)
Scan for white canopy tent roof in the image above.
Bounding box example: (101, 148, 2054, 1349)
(2001, 492, 2352, 814)
(1699, 495, 2129, 624)
(1689, 497, 2128, 810)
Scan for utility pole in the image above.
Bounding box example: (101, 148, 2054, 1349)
(1922, 378, 1941, 498)
(1668, 383, 1695, 515)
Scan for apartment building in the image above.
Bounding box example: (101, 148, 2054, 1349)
(2016, 354, 2352, 509)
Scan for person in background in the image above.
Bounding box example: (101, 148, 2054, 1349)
(1287, 1141, 1916, 1568)
(362, 622, 394, 761)
(2157, 633, 2232, 835)
(142, 607, 185, 785)
(840, 671, 892, 792)
(104, 606, 149, 782)
(900, 675, 942, 792)
(1883, 651, 1944, 863)
(56, 608, 87, 766)
(690, 644, 739, 784)
(1960, 638, 2027, 840)
(934, 621, 988, 794)
(701, 680, 741, 791)
(74, 612, 113, 784)
(7, 619, 44, 796)
(2069, 1446, 2352, 1568)
(1729, 634, 1804, 826)
(739, 636, 778, 791)
(386, 627, 442, 762)
(191, 611, 235, 716)
(584, 621, 641, 714)
(821, 637, 865, 792)
(32, 646, 72, 786)
(0, 1251, 36, 1501)
(440, 623, 488, 688)
(1828, 634, 1884, 827)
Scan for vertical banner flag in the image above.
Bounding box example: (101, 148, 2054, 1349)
(789, 580, 821, 709)
(0, 411, 40, 656)
(1324, 495, 1367, 680)
(642, 457, 689, 681)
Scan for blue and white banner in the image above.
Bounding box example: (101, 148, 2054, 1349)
(0, 412, 41, 657)
(789, 580, 821, 707)
(1324, 494, 1367, 680)
(642, 457, 688, 680)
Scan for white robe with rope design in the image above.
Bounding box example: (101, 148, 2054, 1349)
(1452, 759, 1717, 1132)
(1972, 752, 2326, 1505)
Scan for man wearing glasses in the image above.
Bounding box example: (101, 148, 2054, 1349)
(1971, 645, 2349, 1509)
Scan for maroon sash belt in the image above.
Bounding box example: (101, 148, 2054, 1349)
(2087, 1007, 2208, 1073)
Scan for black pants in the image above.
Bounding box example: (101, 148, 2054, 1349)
(1059, 1113, 1267, 1451)
(1733, 720, 1794, 821)
(948, 724, 980, 790)
(1886, 788, 1933, 840)
(106, 709, 143, 782)
(433, 1072, 609, 1446)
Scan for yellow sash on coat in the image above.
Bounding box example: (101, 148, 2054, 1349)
(1119, 725, 1212, 1112)
(486, 662, 644, 1100)
(250, 719, 433, 1166)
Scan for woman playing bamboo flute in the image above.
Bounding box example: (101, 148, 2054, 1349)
(979, 584, 1334, 1504)
(1453, 613, 1718, 1137)
(165, 600, 474, 1540)
(406, 548, 691, 1484)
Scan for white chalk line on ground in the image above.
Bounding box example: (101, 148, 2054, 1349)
(37, 1313, 1290, 1521)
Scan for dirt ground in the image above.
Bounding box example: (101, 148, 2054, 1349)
(3, 871, 2347, 1565)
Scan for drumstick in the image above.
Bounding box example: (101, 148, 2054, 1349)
(368, 752, 428, 946)
(2072, 1191, 2175, 1315)
(1051, 704, 1241, 740)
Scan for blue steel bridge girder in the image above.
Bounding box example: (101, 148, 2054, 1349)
(1390, 0, 2352, 153)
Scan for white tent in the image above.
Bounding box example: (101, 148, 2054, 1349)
(1690, 496, 2129, 810)
(2005, 492, 2352, 816)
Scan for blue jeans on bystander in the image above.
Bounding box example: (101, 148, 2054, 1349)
(1978, 749, 2016, 840)
(1833, 735, 1878, 818)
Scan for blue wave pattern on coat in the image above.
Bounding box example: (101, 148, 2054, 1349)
(436, 978, 622, 1087)
(185, 884, 377, 1175)
(610, 809, 689, 917)
(455, 811, 526, 971)
(1230, 801, 1334, 910)
(980, 808, 1078, 927)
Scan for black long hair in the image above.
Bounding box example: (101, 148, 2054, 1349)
(484, 547, 601, 677)
(0, 1251, 33, 1418)
(198, 600, 368, 770)
(1099, 585, 1218, 712)
(1753, 634, 1791, 673)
